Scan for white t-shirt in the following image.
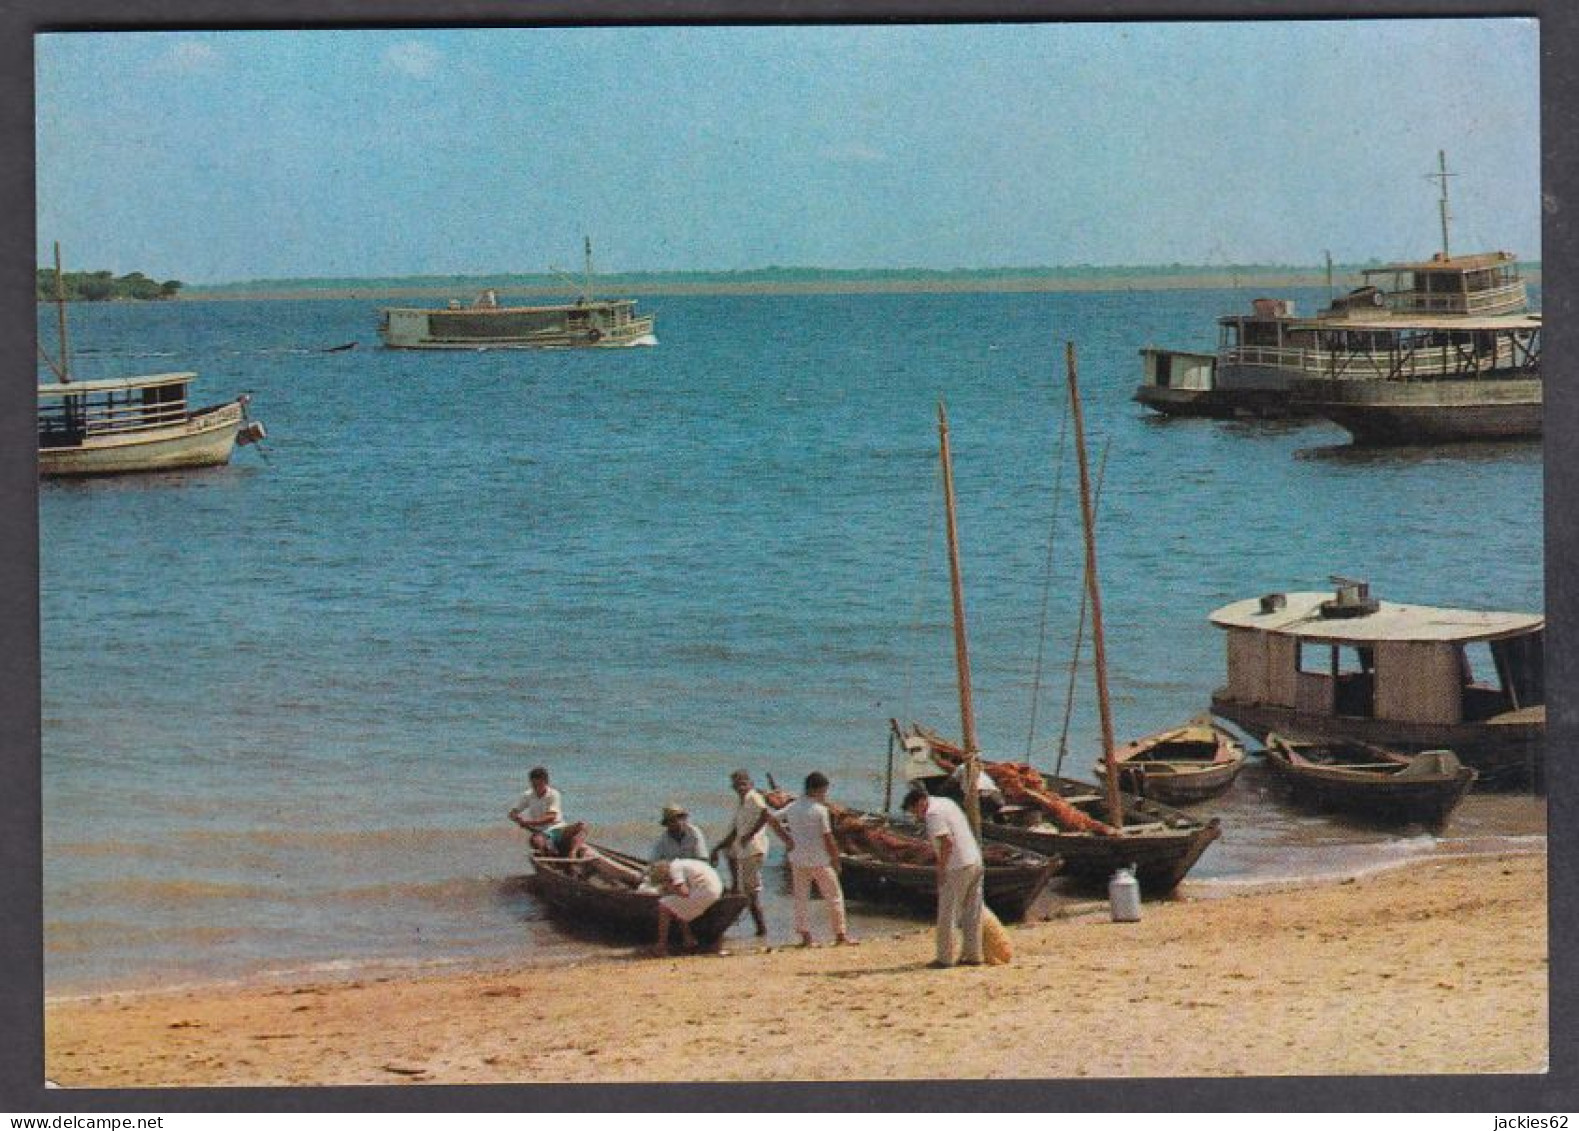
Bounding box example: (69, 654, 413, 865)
(730, 789, 772, 858)
(777, 796, 834, 868)
(514, 786, 564, 831)
(922, 795, 983, 870)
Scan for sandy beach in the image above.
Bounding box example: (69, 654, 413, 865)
(43, 851, 1546, 1087)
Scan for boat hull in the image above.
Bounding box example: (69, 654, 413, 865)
(380, 305, 656, 350)
(1263, 740, 1477, 826)
(38, 401, 245, 477)
(1211, 693, 1544, 785)
(1292, 377, 1541, 443)
(832, 813, 1060, 923)
(526, 845, 747, 948)
(966, 777, 1220, 895)
(1096, 719, 1248, 805)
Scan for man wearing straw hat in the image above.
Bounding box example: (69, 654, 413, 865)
(652, 803, 709, 861)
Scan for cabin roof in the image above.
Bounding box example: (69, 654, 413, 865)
(1209, 591, 1542, 643)
(1363, 251, 1519, 275)
(37, 371, 197, 397)
(383, 298, 636, 315)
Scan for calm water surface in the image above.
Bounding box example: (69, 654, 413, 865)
(40, 289, 1545, 993)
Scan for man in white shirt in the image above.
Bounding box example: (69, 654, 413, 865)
(649, 857, 726, 955)
(709, 770, 789, 936)
(508, 766, 585, 855)
(775, 772, 857, 947)
(902, 785, 984, 967)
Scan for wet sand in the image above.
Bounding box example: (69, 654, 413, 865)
(44, 851, 1546, 1086)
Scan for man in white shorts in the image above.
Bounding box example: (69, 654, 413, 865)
(902, 785, 984, 967)
(649, 857, 725, 955)
(709, 770, 789, 936)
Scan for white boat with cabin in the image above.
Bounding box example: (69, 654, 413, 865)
(36, 244, 264, 478)
(379, 239, 656, 350)
(39, 372, 262, 477)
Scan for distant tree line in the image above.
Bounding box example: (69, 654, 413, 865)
(37, 269, 183, 301)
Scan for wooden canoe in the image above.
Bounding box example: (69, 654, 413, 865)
(526, 843, 748, 949)
(828, 807, 1060, 922)
(1263, 733, 1477, 826)
(1094, 716, 1248, 804)
(904, 724, 1220, 896)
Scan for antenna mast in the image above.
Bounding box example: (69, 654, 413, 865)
(582, 236, 594, 303)
(1428, 150, 1457, 259)
(53, 242, 71, 383)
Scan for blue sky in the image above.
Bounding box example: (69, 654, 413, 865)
(35, 22, 1540, 284)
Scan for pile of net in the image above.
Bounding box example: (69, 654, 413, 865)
(912, 730, 1119, 837)
(827, 805, 1026, 865)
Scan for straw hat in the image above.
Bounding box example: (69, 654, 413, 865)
(660, 804, 688, 824)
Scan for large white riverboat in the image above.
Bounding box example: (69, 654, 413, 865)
(1136, 154, 1536, 427)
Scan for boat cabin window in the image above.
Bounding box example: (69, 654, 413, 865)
(1416, 271, 1465, 296)
(1297, 641, 1375, 718)
(1460, 633, 1544, 720)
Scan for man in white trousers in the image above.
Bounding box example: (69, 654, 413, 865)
(902, 785, 984, 967)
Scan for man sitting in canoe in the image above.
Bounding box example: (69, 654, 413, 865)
(648, 857, 725, 955)
(508, 766, 587, 856)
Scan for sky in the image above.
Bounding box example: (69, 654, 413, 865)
(34, 22, 1541, 284)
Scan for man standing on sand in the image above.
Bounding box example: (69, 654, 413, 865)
(902, 786, 984, 967)
(775, 772, 856, 947)
(508, 766, 586, 855)
(710, 770, 790, 936)
(652, 804, 708, 861)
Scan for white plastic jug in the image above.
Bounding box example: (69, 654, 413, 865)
(1108, 866, 1141, 922)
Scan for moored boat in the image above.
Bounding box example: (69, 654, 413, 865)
(825, 804, 1059, 922)
(903, 725, 1221, 895)
(1094, 716, 1247, 804)
(37, 244, 264, 478)
(1263, 733, 1477, 825)
(1135, 154, 1535, 423)
(39, 372, 264, 477)
(1287, 312, 1540, 442)
(1209, 579, 1544, 785)
(526, 842, 747, 948)
(379, 238, 656, 350)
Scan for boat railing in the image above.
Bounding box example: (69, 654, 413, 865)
(1386, 281, 1527, 316)
(1223, 345, 1320, 372)
(1229, 336, 1532, 382)
(39, 397, 192, 436)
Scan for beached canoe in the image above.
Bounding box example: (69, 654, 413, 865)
(1094, 716, 1248, 804)
(828, 806, 1060, 922)
(1263, 734, 1477, 826)
(526, 843, 748, 948)
(902, 724, 1221, 896)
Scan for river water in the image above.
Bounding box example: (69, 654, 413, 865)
(39, 287, 1545, 994)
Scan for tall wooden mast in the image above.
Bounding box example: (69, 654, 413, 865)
(1065, 343, 1123, 828)
(936, 401, 982, 837)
